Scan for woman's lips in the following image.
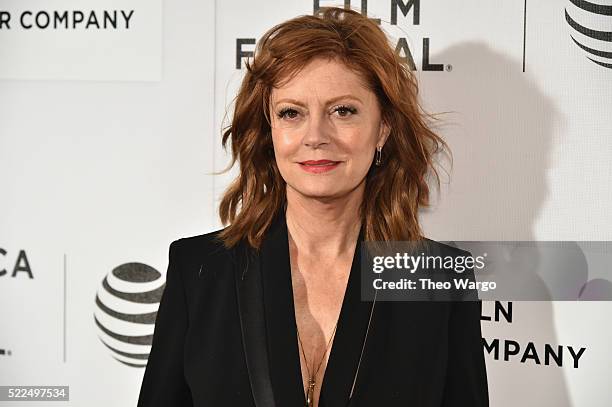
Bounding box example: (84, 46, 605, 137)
(298, 160, 341, 173)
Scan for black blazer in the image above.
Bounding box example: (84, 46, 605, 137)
(137, 208, 489, 406)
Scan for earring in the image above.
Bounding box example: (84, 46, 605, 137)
(375, 145, 383, 166)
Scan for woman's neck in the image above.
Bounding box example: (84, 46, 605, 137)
(284, 185, 363, 258)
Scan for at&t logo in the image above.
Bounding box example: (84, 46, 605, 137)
(565, 0, 612, 69)
(93, 262, 165, 367)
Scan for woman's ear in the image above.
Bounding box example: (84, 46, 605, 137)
(378, 120, 390, 147)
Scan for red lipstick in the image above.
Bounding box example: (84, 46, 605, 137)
(298, 160, 341, 174)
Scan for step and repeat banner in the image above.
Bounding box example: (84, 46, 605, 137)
(1, 0, 611, 406)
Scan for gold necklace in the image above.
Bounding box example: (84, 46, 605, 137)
(287, 226, 340, 406)
(296, 321, 338, 407)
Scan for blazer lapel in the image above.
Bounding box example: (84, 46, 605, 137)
(233, 237, 277, 407)
(260, 208, 308, 406)
(318, 223, 377, 407)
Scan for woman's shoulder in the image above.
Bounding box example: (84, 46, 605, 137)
(169, 226, 233, 264)
(164, 226, 239, 288)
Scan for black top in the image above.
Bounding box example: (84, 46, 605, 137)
(137, 208, 489, 406)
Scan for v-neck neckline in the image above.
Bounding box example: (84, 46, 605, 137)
(259, 207, 374, 407)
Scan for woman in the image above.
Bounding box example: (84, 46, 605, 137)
(138, 7, 488, 407)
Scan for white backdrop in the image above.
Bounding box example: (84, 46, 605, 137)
(1, 0, 611, 406)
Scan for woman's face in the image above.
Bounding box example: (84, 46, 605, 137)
(269, 57, 389, 202)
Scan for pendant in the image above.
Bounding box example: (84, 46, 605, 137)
(306, 377, 315, 407)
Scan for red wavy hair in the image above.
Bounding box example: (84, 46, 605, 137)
(216, 6, 450, 250)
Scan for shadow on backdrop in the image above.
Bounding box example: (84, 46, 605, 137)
(418, 41, 579, 407)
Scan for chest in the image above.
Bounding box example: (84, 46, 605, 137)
(289, 253, 353, 339)
(289, 253, 353, 406)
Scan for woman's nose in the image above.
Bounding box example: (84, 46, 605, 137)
(302, 111, 332, 148)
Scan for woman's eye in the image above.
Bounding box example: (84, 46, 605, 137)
(278, 108, 299, 120)
(333, 105, 357, 117)
(277, 105, 356, 120)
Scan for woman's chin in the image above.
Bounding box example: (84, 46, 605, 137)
(290, 185, 356, 202)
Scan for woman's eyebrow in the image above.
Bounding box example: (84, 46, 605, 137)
(273, 94, 363, 108)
